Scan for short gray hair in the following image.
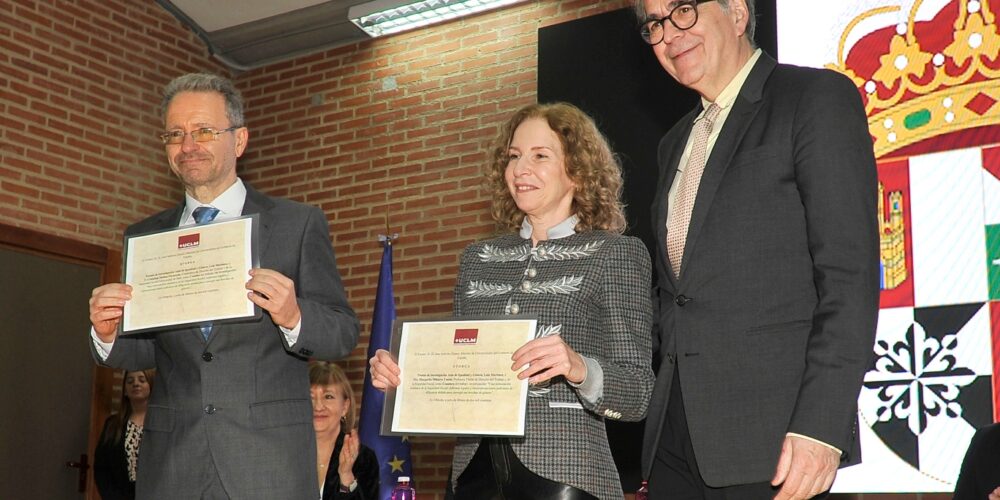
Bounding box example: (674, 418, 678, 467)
(633, 0, 756, 46)
(161, 73, 245, 127)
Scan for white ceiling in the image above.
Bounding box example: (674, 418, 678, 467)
(154, 0, 372, 71)
(169, 0, 332, 31)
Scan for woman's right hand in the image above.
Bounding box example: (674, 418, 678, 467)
(369, 349, 401, 391)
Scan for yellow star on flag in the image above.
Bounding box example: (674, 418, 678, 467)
(388, 455, 406, 472)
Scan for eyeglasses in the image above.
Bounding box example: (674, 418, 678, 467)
(159, 126, 240, 145)
(639, 0, 715, 45)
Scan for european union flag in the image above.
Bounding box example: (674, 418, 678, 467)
(358, 237, 412, 499)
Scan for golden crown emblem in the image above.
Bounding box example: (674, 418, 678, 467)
(825, 0, 1000, 158)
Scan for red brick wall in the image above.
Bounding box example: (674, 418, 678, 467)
(0, 0, 231, 244)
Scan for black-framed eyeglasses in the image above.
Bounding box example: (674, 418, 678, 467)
(639, 0, 716, 45)
(159, 126, 240, 145)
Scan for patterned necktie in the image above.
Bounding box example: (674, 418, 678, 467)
(666, 103, 722, 278)
(192, 206, 220, 225)
(192, 206, 219, 339)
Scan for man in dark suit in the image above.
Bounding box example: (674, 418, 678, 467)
(88, 73, 359, 499)
(954, 422, 1000, 499)
(634, 1, 879, 498)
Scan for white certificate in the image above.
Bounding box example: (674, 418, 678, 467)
(382, 316, 536, 437)
(121, 216, 259, 333)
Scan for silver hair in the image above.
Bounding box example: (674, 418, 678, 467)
(161, 73, 245, 127)
(633, 0, 757, 45)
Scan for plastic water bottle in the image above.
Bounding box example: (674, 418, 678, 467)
(635, 479, 649, 500)
(390, 476, 416, 500)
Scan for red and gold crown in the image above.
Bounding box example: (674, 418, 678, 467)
(825, 0, 1000, 159)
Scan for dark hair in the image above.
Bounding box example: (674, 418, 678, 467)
(161, 73, 245, 127)
(485, 102, 626, 234)
(309, 361, 357, 431)
(101, 369, 155, 444)
(633, 0, 757, 46)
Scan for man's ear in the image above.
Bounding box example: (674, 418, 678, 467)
(731, 0, 749, 35)
(234, 126, 249, 158)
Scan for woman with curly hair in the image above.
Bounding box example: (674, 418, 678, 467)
(370, 102, 653, 499)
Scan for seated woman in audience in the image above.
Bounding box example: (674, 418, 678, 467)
(311, 361, 379, 499)
(369, 102, 653, 500)
(94, 369, 154, 500)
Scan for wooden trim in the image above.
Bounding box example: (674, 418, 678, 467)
(0, 223, 108, 265)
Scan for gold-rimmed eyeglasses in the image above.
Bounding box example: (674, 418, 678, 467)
(639, 0, 716, 45)
(159, 126, 240, 145)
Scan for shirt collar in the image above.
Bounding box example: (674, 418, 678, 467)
(700, 48, 762, 114)
(182, 178, 247, 224)
(519, 214, 580, 241)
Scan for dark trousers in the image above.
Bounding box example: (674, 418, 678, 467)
(649, 365, 777, 500)
(449, 438, 598, 500)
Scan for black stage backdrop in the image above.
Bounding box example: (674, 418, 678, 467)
(536, 3, 777, 490)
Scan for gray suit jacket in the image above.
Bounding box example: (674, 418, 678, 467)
(93, 185, 359, 499)
(641, 55, 880, 487)
(450, 230, 653, 500)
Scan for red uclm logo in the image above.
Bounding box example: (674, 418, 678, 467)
(178, 233, 200, 249)
(453, 328, 478, 345)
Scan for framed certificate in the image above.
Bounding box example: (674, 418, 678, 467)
(381, 316, 536, 437)
(120, 215, 260, 334)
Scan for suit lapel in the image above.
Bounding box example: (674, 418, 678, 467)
(680, 56, 776, 275)
(153, 204, 185, 230)
(241, 183, 274, 260)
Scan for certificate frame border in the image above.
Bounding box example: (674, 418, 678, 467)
(380, 314, 537, 438)
(119, 214, 261, 335)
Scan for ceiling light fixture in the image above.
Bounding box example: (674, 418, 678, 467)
(348, 0, 526, 38)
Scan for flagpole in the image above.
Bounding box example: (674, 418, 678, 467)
(359, 227, 408, 500)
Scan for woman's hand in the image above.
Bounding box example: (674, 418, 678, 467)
(369, 349, 401, 391)
(511, 335, 587, 384)
(337, 430, 359, 487)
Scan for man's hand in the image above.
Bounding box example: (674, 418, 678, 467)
(369, 349, 401, 391)
(89, 283, 132, 343)
(511, 334, 587, 385)
(771, 435, 840, 500)
(246, 268, 300, 329)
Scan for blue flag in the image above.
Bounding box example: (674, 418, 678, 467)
(358, 239, 412, 498)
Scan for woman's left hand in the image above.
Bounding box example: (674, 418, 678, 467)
(337, 430, 360, 483)
(511, 335, 587, 384)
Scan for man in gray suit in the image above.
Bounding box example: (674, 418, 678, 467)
(635, 1, 879, 498)
(88, 73, 359, 499)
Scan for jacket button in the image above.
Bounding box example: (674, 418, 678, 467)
(202, 352, 214, 362)
(204, 404, 216, 414)
(675, 295, 691, 306)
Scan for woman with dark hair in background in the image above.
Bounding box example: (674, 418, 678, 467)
(94, 369, 154, 500)
(310, 361, 379, 499)
(370, 102, 654, 500)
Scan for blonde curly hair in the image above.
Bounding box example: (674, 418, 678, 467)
(485, 102, 626, 234)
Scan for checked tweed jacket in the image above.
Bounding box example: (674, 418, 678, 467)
(450, 228, 654, 500)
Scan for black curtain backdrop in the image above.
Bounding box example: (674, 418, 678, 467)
(536, 2, 777, 490)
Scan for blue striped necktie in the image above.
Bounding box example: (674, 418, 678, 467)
(192, 206, 220, 339)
